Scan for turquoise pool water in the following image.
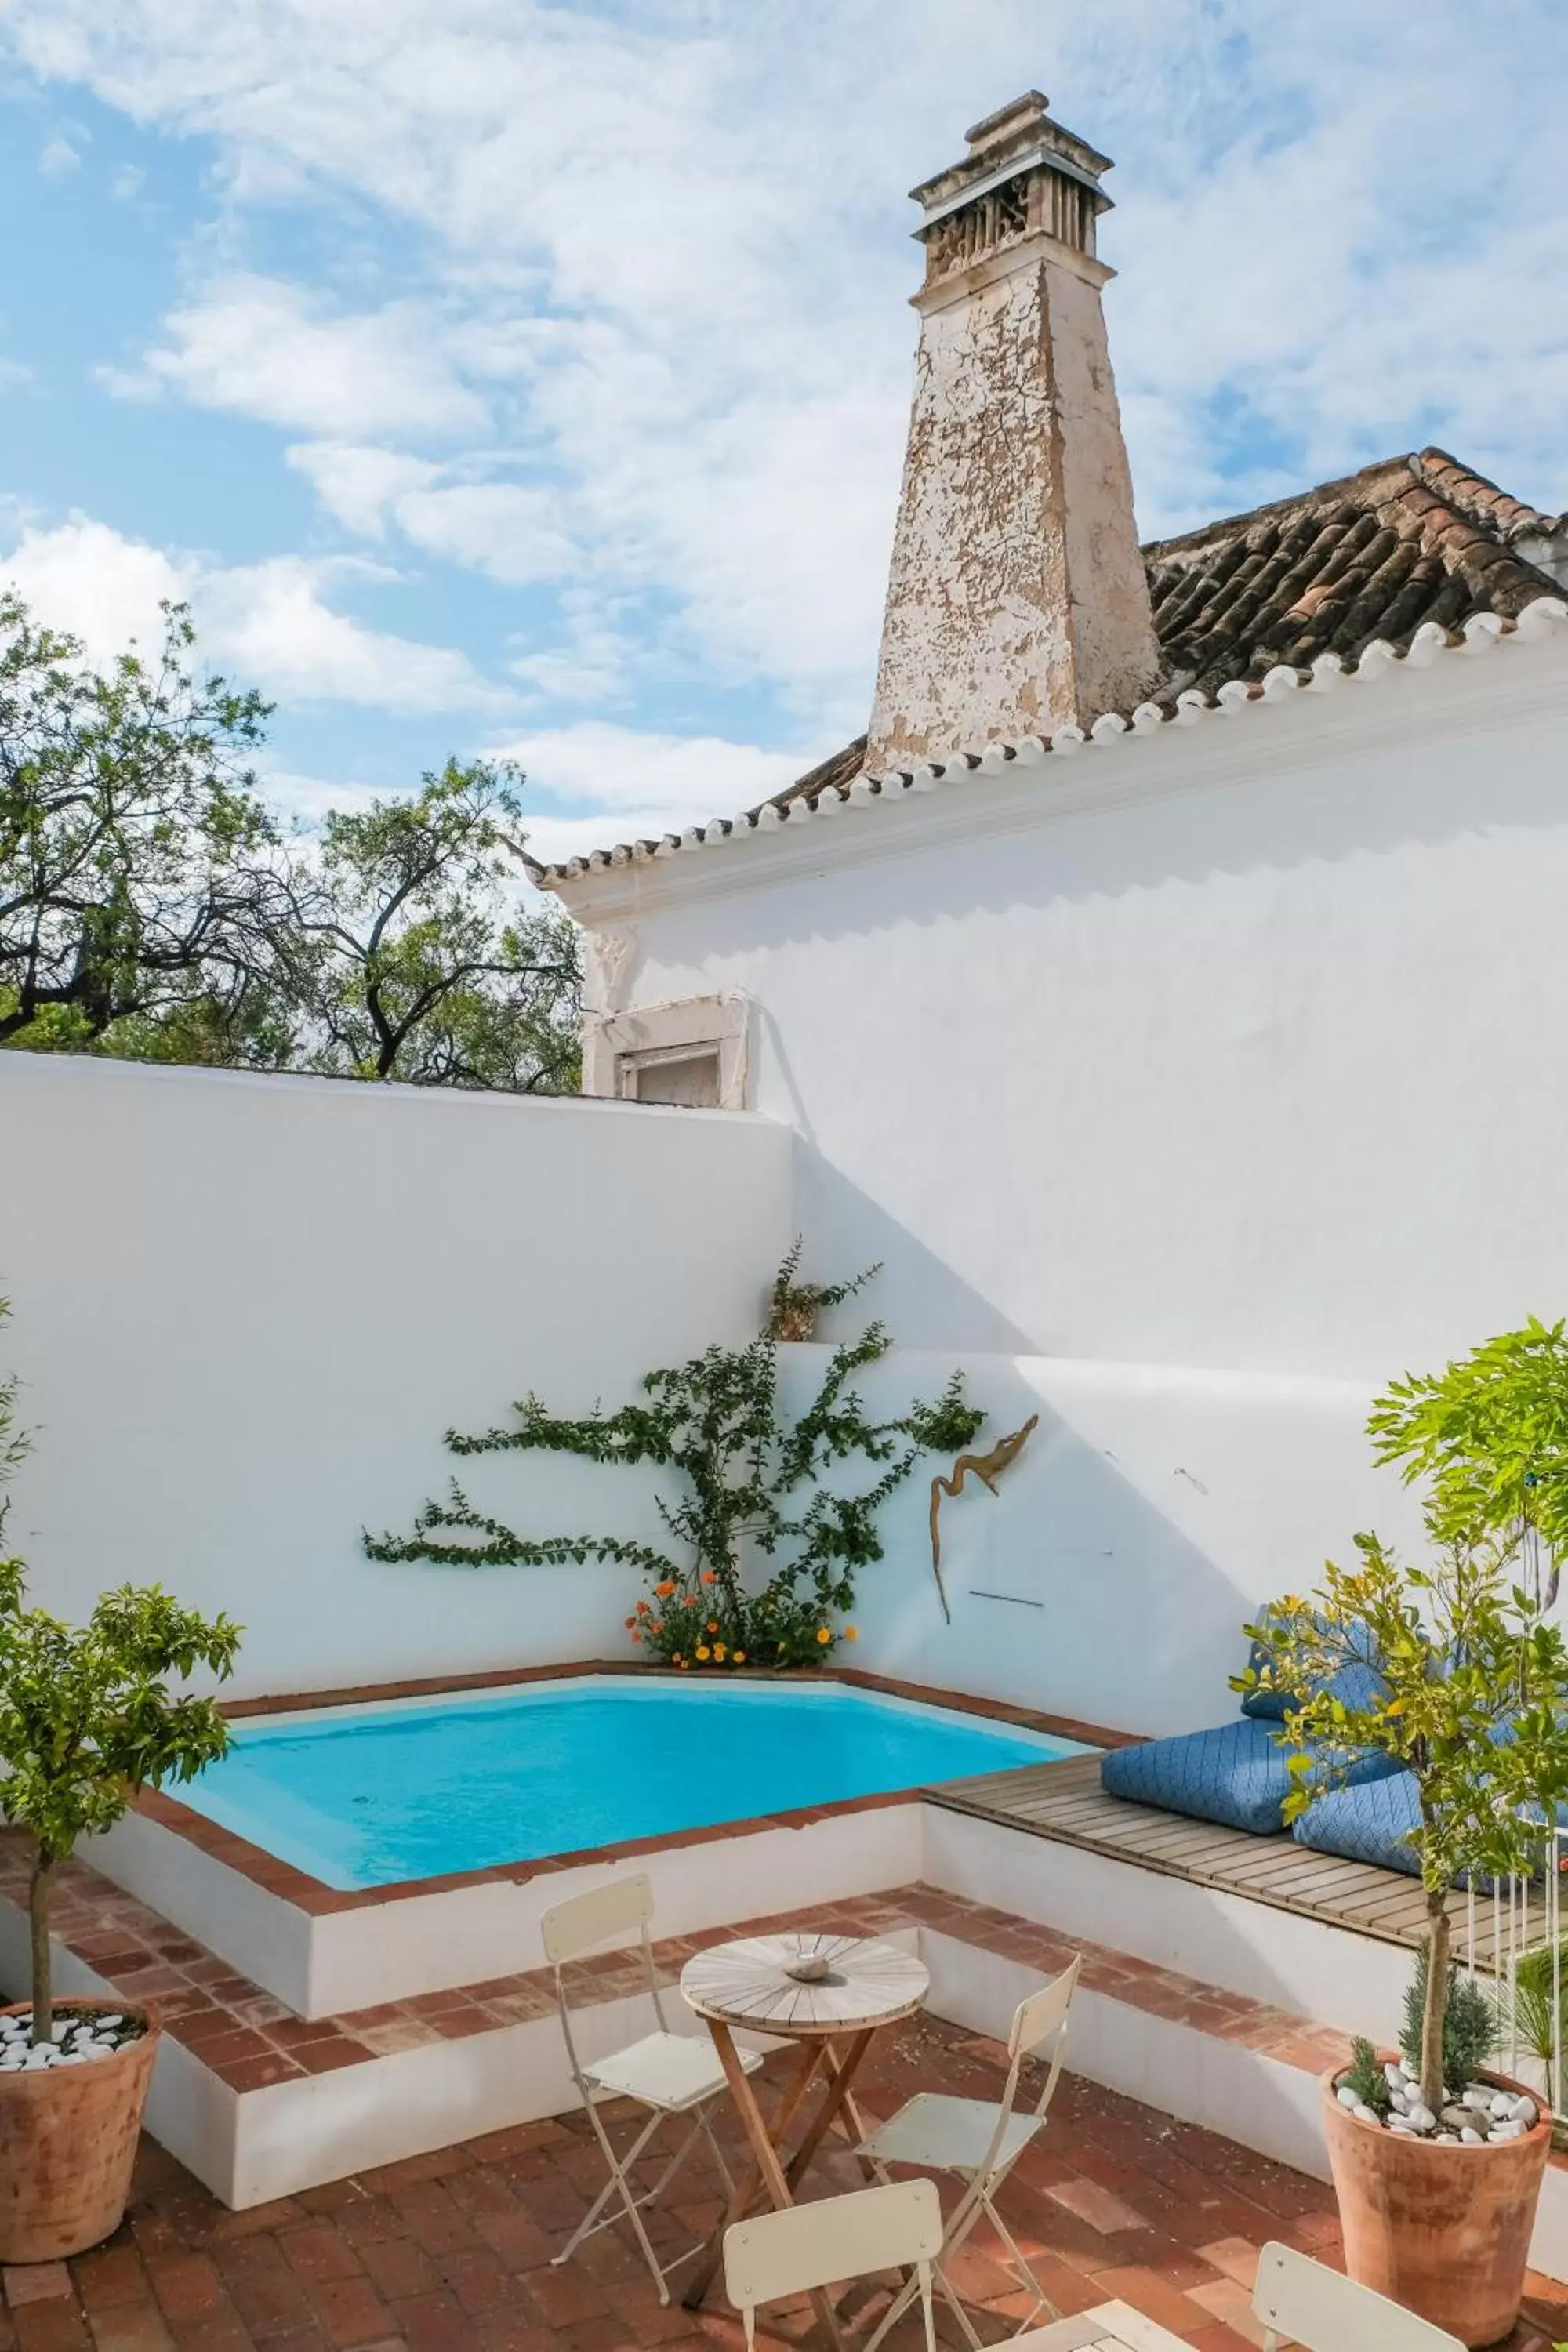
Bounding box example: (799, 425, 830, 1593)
(180, 1676, 1086, 1890)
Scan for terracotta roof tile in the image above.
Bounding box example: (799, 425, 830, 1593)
(1145, 448, 1566, 697)
(539, 447, 1568, 881)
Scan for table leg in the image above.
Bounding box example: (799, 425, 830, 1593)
(783, 2033, 902, 2336)
(681, 2031, 826, 2310)
(779, 2029, 875, 2190)
(705, 2021, 851, 2350)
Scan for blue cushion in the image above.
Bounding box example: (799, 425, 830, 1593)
(1292, 1770, 1422, 1875)
(1099, 1718, 1399, 1838)
(1238, 1628, 1296, 1720)
(1240, 1614, 1384, 1720)
(1296, 1748, 1559, 1888)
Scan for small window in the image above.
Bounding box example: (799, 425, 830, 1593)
(619, 1046, 722, 1108)
(583, 991, 750, 1110)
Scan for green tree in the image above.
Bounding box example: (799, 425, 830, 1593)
(0, 1571, 241, 2045)
(1369, 1319, 1568, 1609)
(281, 759, 581, 1091)
(1243, 1535, 1568, 2114)
(2, 593, 579, 1091)
(0, 595, 289, 1060)
(367, 1253, 981, 1666)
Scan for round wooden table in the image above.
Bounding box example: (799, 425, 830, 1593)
(679, 1930, 930, 2344)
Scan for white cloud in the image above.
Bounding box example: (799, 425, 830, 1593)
(1, 517, 185, 659)
(285, 442, 437, 539)
(9, 0, 1568, 758)
(490, 720, 812, 859)
(260, 768, 386, 826)
(199, 554, 500, 710)
(0, 517, 499, 713)
(110, 163, 144, 200)
(108, 274, 488, 439)
(288, 443, 577, 583)
(392, 482, 575, 586)
(38, 137, 82, 177)
(510, 597, 636, 707)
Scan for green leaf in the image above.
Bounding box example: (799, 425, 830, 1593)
(365, 1255, 979, 1673)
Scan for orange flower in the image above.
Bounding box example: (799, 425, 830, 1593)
(651, 1621, 665, 1635)
(695, 1645, 711, 1662)
(706, 1618, 719, 1633)
(733, 1650, 746, 1664)
(624, 1616, 636, 1630)
(702, 1570, 717, 1584)
(816, 1627, 832, 1645)
(678, 1658, 691, 1670)
(635, 1599, 650, 1617)
(713, 1643, 727, 1662)
(844, 1625, 858, 1642)
(655, 1580, 675, 1598)
(630, 1629, 642, 1642)
(683, 1595, 698, 1609)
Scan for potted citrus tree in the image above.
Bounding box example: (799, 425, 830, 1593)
(0, 1327, 241, 2260)
(1244, 1530, 1568, 2346)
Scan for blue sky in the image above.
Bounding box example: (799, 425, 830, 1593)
(3, 1, 1567, 866)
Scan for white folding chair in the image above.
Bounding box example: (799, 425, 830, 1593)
(857, 1954, 1081, 2351)
(724, 2178, 944, 2352)
(543, 1872, 764, 2302)
(1253, 2240, 1465, 2350)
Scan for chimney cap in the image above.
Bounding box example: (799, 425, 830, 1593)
(909, 95, 1114, 220)
(964, 91, 1049, 149)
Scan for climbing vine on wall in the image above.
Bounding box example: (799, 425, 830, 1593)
(365, 1245, 982, 1668)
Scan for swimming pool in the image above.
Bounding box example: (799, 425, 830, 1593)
(180, 1675, 1087, 1890)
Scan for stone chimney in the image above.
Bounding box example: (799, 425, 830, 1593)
(867, 93, 1160, 768)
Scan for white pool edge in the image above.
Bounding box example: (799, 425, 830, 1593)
(86, 1798, 929, 2016)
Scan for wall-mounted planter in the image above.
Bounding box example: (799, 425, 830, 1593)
(769, 1301, 820, 1342)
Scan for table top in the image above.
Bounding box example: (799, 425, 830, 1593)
(680, 1931, 929, 2038)
(1009, 2301, 1196, 2351)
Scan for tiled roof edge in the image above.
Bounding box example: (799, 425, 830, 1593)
(537, 597, 1568, 887)
(1142, 446, 1568, 570)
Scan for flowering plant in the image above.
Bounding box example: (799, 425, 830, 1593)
(368, 1250, 980, 1668)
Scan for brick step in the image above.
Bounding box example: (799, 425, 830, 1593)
(5, 1835, 1566, 2286)
(0, 1836, 1349, 2101)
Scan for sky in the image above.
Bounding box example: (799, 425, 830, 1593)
(2, 1, 1567, 869)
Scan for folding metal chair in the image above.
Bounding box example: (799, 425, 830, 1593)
(543, 1872, 764, 2302)
(724, 2178, 943, 2352)
(856, 1954, 1081, 2350)
(1253, 2240, 1465, 2351)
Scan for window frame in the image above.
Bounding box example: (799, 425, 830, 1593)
(583, 992, 750, 1110)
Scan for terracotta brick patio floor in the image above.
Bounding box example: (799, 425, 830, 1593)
(6, 2016, 1567, 2352)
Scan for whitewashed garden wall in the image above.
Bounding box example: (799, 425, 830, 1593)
(0, 1056, 790, 1697)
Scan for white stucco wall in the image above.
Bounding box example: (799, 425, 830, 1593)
(583, 626, 1568, 1378)
(554, 625, 1568, 1727)
(789, 1347, 1426, 1735)
(0, 1057, 790, 1697)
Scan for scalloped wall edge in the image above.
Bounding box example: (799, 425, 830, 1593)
(537, 600, 1568, 891)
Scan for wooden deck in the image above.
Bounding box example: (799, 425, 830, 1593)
(926, 1751, 1533, 1977)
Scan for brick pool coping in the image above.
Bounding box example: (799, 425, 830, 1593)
(0, 1829, 1353, 2105)
(129, 1661, 1137, 1918)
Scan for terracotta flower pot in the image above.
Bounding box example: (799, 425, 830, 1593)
(0, 2001, 160, 2263)
(1322, 2063, 1551, 2347)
